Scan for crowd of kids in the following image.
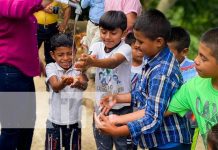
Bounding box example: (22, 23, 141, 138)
(1, 1, 218, 150)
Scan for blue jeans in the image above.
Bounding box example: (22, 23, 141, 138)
(93, 106, 132, 150)
(0, 64, 36, 150)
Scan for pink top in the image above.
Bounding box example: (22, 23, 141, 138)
(105, 0, 142, 16)
(0, 0, 43, 77)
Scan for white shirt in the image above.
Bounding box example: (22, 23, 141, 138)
(90, 41, 132, 109)
(46, 63, 83, 125)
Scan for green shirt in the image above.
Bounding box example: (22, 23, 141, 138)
(168, 76, 218, 143)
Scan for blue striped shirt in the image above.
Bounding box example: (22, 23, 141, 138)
(127, 47, 192, 149)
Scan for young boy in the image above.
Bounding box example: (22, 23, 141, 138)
(75, 11, 132, 150)
(168, 26, 197, 82)
(45, 33, 88, 150)
(125, 32, 143, 92)
(165, 27, 218, 147)
(125, 32, 143, 150)
(96, 9, 192, 150)
(168, 26, 198, 149)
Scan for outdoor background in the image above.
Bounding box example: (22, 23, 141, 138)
(31, 0, 218, 149)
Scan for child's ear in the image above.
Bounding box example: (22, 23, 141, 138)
(155, 37, 165, 48)
(181, 48, 189, 57)
(122, 30, 128, 38)
(50, 51, 55, 60)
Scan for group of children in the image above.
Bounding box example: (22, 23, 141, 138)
(45, 8, 218, 150)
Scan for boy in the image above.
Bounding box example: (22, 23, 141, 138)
(125, 32, 143, 91)
(96, 9, 192, 150)
(168, 26, 198, 150)
(168, 26, 197, 82)
(165, 27, 218, 147)
(125, 32, 143, 150)
(75, 11, 132, 150)
(45, 33, 88, 150)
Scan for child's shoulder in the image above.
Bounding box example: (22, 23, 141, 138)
(46, 62, 57, 70)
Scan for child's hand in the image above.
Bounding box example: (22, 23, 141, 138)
(74, 54, 96, 70)
(100, 95, 117, 115)
(108, 114, 119, 125)
(61, 76, 74, 86)
(70, 74, 88, 90)
(94, 112, 117, 136)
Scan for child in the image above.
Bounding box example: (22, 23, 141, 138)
(168, 26, 198, 82)
(207, 123, 218, 150)
(125, 32, 143, 92)
(81, 0, 104, 50)
(75, 11, 132, 150)
(45, 33, 88, 150)
(96, 9, 192, 150)
(165, 27, 218, 147)
(125, 32, 143, 150)
(168, 26, 198, 149)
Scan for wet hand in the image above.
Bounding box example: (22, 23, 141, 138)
(100, 95, 117, 115)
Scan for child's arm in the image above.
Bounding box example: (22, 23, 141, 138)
(100, 93, 131, 115)
(108, 109, 145, 125)
(94, 113, 130, 136)
(48, 75, 73, 92)
(74, 53, 127, 69)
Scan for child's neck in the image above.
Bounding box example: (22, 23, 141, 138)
(104, 41, 121, 53)
(132, 60, 142, 67)
(212, 78, 218, 90)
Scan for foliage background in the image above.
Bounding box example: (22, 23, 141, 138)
(140, 0, 218, 59)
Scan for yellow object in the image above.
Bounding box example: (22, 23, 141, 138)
(34, 1, 69, 25)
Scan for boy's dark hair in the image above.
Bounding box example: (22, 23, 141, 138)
(200, 27, 218, 62)
(207, 123, 218, 150)
(99, 10, 127, 31)
(134, 9, 171, 41)
(50, 33, 75, 52)
(125, 32, 136, 46)
(168, 26, 190, 53)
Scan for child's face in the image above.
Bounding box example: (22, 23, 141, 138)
(131, 43, 143, 63)
(168, 42, 187, 64)
(133, 30, 163, 58)
(194, 42, 218, 78)
(50, 46, 75, 70)
(100, 27, 125, 49)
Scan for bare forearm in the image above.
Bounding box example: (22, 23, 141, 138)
(51, 81, 65, 92)
(91, 58, 121, 69)
(116, 93, 131, 103)
(113, 125, 130, 136)
(116, 109, 145, 125)
(63, 7, 71, 26)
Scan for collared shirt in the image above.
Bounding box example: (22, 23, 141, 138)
(0, 0, 42, 77)
(81, 0, 104, 24)
(128, 47, 191, 149)
(180, 57, 198, 83)
(34, 0, 69, 25)
(105, 0, 142, 16)
(46, 63, 83, 125)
